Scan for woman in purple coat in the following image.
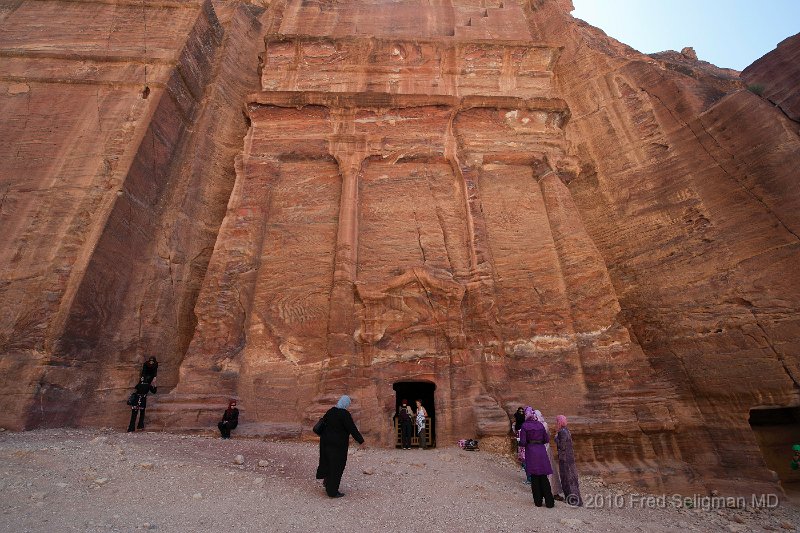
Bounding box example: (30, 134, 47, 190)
(519, 406, 554, 508)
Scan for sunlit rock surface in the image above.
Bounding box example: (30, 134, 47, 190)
(1, 0, 798, 496)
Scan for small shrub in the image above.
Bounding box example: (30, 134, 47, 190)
(747, 83, 765, 96)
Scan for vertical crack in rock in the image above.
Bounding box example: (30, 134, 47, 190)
(411, 209, 428, 265)
(435, 208, 455, 273)
(95, 87, 103, 134)
(167, 251, 179, 331)
(0, 186, 9, 216)
(752, 321, 800, 389)
(410, 269, 450, 350)
(422, 168, 456, 273)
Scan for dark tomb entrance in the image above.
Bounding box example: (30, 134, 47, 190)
(749, 406, 800, 500)
(393, 381, 435, 448)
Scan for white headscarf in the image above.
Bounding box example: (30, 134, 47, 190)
(533, 409, 549, 432)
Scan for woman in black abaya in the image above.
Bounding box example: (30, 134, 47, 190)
(315, 395, 365, 498)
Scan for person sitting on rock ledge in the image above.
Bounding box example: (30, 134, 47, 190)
(218, 400, 239, 439)
(127, 376, 157, 432)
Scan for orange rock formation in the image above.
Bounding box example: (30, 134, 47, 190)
(1, 0, 798, 496)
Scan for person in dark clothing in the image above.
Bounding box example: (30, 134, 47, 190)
(315, 395, 365, 498)
(513, 407, 526, 433)
(397, 399, 414, 449)
(513, 406, 528, 484)
(218, 400, 239, 439)
(519, 406, 554, 508)
(555, 415, 582, 506)
(140, 357, 158, 385)
(127, 377, 157, 432)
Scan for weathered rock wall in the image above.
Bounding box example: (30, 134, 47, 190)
(742, 33, 800, 122)
(0, 0, 271, 429)
(1, 0, 798, 498)
(157, 0, 694, 496)
(527, 0, 800, 493)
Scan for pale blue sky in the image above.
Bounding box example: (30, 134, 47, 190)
(571, 0, 800, 70)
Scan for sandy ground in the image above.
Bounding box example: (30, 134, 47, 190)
(0, 428, 798, 532)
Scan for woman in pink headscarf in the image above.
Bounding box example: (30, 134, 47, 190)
(555, 415, 582, 506)
(533, 409, 563, 500)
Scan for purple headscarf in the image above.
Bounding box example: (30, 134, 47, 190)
(524, 406, 536, 420)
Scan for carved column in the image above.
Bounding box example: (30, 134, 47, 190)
(326, 130, 368, 378)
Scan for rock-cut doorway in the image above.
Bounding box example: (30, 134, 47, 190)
(749, 406, 800, 501)
(393, 381, 436, 448)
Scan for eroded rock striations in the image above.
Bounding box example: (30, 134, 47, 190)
(0, 0, 272, 426)
(742, 32, 800, 122)
(1, 0, 798, 496)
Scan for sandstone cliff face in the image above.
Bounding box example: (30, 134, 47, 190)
(527, 0, 800, 493)
(1, 0, 798, 496)
(0, 0, 271, 427)
(742, 32, 800, 122)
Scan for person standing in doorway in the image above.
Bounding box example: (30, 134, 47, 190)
(415, 399, 428, 450)
(397, 399, 414, 449)
(519, 406, 554, 508)
(315, 395, 365, 498)
(127, 377, 157, 432)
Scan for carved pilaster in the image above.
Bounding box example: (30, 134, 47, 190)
(326, 132, 367, 370)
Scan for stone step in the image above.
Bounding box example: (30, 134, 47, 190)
(146, 394, 309, 439)
(145, 393, 235, 433)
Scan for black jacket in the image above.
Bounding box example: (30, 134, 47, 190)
(514, 411, 526, 433)
(132, 382, 157, 409)
(320, 407, 364, 446)
(141, 361, 158, 383)
(316, 407, 364, 481)
(221, 408, 239, 429)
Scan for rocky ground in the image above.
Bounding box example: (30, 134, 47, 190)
(0, 428, 798, 532)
